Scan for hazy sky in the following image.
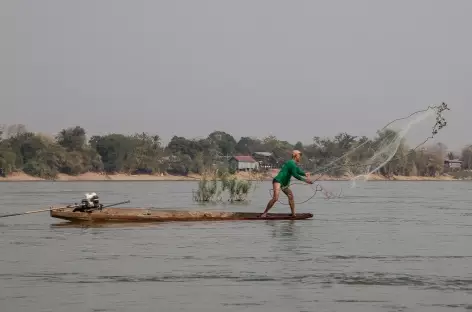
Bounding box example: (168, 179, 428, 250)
(1, 1, 471, 150)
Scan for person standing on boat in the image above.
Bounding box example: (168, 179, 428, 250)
(260, 150, 313, 218)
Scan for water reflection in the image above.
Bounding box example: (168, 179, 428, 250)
(50, 221, 161, 229)
(268, 220, 298, 238)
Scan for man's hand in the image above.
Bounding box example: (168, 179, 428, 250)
(305, 172, 314, 184)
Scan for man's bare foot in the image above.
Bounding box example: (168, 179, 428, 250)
(260, 213, 268, 218)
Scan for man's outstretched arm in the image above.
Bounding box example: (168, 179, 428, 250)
(292, 163, 313, 184)
(290, 162, 306, 181)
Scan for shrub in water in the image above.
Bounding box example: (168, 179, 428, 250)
(193, 170, 253, 203)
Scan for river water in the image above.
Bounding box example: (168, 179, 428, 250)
(0, 180, 471, 312)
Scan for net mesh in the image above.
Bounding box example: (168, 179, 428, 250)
(272, 102, 450, 205)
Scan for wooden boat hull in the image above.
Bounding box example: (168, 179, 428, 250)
(50, 207, 313, 223)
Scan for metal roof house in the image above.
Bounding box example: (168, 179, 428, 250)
(444, 159, 462, 171)
(229, 155, 259, 171)
(252, 152, 273, 158)
(252, 151, 281, 169)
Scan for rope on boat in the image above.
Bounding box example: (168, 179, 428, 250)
(268, 181, 342, 205)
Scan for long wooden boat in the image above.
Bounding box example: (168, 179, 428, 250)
(50, 207, 313, 223)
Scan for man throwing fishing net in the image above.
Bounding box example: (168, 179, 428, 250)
(260, 150, 313, 218)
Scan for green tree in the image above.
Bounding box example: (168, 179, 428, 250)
(56, 126, 87, 151)
(208, 131, 237, 156)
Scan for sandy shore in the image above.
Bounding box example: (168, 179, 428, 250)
(0, 171, 459, 182)
(0, 172, 202, 182)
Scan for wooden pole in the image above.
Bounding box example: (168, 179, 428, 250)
(0, 207, 60, 218)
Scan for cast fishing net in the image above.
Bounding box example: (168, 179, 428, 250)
(273, 102, 450, 205)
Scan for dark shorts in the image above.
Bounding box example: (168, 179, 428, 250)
(272, 178, 289, 189)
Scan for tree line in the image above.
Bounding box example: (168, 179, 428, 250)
(0, 123, 468, 179)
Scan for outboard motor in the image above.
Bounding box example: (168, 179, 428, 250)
(82, 192, 100, 208)
(73, 192, 103, 212)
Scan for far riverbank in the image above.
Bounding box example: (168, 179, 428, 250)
(0, 171, 460, 182)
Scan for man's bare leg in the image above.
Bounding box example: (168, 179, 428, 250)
(283, 187, 295, 217)
(260, 182, 280, 217)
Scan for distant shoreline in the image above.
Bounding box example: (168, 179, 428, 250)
(0, 171, 460, 182)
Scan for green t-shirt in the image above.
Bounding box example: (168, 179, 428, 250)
(273, 159, 307, 187)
